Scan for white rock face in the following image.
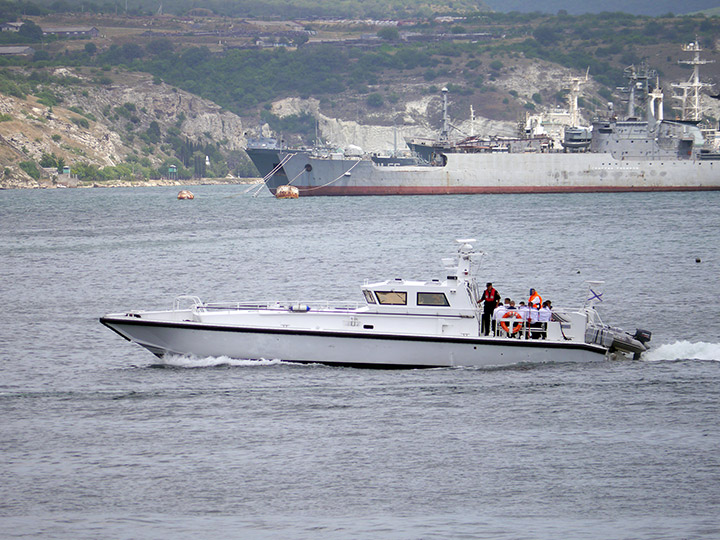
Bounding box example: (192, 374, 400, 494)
(66, 76, 247, 152)
(269, 95, 517, 153)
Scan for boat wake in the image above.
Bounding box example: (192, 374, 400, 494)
(643, 341, 720, 362)
(154, 355, 283, 368)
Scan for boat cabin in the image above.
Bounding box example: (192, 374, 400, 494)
(361, 277, 476, 314)
(360, 240, 478, 315)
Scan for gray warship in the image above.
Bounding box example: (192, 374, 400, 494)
(246, 42, 719, 197)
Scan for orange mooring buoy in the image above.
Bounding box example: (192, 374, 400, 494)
(177, 190, 194, 200)
(275, 185, 299, 199)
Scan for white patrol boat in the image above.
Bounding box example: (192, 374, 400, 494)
(100, 240, 650, 368)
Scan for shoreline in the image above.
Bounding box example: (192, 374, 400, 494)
(0, 178, 264, 190)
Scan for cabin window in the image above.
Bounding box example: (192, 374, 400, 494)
(417, 292, 450, 306)
(363, 290, 376, 304)
(375, 291, 407, 305)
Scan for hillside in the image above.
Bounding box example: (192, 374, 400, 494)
(2, 0, 492, 19)
(1, 11, 720, 188)
(482, 1, 720, 16)
(0, 69, 251, 188)
(13, 0, 720, 17)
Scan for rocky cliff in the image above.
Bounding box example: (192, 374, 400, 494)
(0, 68, 247, 188)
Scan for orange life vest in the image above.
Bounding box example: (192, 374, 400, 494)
(529, 291, 542, 309)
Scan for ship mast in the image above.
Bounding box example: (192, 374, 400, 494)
(470, 105, 474, 137)
(440, 87, 449, 142)
(620, 64, 652, 119)
(565, 68, 588, 127)
(672, 40, 714, 122)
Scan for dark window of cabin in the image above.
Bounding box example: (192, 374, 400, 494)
(363, 290, 376, 304)
(375, 291, 407, 305)
(417, 292, 450, 306)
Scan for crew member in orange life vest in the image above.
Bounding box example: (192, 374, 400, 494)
(528, 288, 543, 310)
(480, 282, 500, 336)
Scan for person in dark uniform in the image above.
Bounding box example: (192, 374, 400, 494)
(479, 282, 500, 336)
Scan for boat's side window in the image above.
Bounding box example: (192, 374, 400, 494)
(417, 292, 450, 306)
(363, 290, 376, 304)
(375, 291, 407, 305)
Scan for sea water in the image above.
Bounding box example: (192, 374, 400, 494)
(1, 186, 719, 539)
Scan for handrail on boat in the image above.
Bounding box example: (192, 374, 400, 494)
(173, 295, 203, 311)
(201, 300, 366, 311)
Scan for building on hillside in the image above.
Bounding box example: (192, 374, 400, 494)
(0, 46, 35, 56)
(1, 22, 24, 32)
(41, 26, 99, 38)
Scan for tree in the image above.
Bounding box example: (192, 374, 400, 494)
(145, 121, 161, 144)
(180, 46, 211, 67)
(146, 37, 174, 56)
(293, 34, 309, 47)
(19, 160, 41, 179)
(72, 162, 101, 181)
(377, 27, 399, 41)
(121, 43, 144, 62)
(33, 50, 51, 61)
(40, 153, 59, 167)
(84, 42, 97, 56)
(18, 20, 43, 41)
(366, 93, 383, 107)
(192, 151, 206, 178)
(533, 25, 559, 46)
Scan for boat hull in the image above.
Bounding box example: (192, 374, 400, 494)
(248, 148, 720, 197)
(101, 316, 607, 368)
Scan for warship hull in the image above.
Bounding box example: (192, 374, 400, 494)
(247, 148, 720, 197)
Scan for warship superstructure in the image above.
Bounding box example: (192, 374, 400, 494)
(246, 42, 719, 197)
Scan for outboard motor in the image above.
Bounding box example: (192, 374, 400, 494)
(633, 328, 652, 346)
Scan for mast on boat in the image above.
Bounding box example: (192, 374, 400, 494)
(672, 39, 714, 122)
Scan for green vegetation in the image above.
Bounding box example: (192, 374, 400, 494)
(19, 160, 40, 179)
(260, 110, 315, 138)
(377, 27, 400, 41)
(67, 152, 239, 182)
(0, 0, 485, 19)
(1, 7, 718, 179)
(71, 116, 89, 128)
(0, 20, 46, 44)
(39, 152, 66, 172)
(68, 106, 96, 121)
(0, 12, 716, 122)
(366, 93, 384, 107)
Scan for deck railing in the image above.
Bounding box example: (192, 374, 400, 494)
(199, 300, 366, 312)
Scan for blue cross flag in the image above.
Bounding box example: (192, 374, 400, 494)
(585, 281, 605, 307)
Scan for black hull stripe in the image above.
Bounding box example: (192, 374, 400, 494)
(100, 317, 607, 355)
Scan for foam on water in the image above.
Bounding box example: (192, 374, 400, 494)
(159, 341, 720, 369)
(644, 340, 720, 362)
(158, 355, 282, 368)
